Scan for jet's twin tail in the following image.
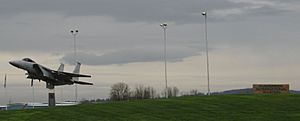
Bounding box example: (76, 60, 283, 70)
(57, 62, 79, 73)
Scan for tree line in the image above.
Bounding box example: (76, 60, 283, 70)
(110, 82, 204, 101)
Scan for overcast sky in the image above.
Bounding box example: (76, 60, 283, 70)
(1, 0, 300, 104)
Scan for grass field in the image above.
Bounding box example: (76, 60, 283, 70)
(0, 94, 300, 121)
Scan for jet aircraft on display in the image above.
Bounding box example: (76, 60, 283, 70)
(9, 58, 92, 89)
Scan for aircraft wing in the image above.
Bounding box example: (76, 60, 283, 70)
(40, 66, 91, 78)
(74, 80, 93, 85)
(34, 64, 52, 77)
(55, 71, 91, 78)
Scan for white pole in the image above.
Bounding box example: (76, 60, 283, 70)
(164, 26, 168, 98)
(73, 32, 77, 63)
(71, 29, 79, 102)
(160, 23, 168, 98)
(74, 33, 78, 103)
(202, 12, 210, 95)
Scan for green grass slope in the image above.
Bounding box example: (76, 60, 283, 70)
(1, 95, 300, 121)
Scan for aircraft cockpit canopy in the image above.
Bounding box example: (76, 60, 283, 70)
(22, 58, 35, 63)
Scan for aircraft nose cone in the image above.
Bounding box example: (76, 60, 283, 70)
(9, 61, 15, 65)
(9, 61, 19, 67)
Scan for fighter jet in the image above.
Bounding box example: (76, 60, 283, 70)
(9, 58, 92, 89)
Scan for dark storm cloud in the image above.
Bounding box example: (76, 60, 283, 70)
(60, 47, 201, 65)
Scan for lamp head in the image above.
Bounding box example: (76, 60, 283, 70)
(202, 12, 206, 16)
(160, 23, 167, 27)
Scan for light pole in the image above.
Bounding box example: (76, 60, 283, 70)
(4, 74, 7, 110)
(70, 30, 79, 62)
(70, 29, 79, 102)
(160, 23, 168, 98)
(202, 11, 210, 95)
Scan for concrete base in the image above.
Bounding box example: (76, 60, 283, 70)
(48, 92, 55, 107)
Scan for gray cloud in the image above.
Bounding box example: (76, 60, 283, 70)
(60, 47, 201, 65)
(0, 0, 297, 24)
(0, 0, 300, 65)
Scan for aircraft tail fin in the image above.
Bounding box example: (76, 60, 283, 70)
(72, 62, 81, 81)
(73, 62, 81, 74)
(58, 63, 64, 72)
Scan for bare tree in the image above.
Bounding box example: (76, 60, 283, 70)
(188, 89, 205, 96)
(132, 85, 157, 99)
(143, 86, 152, 99)
(167, 87, 173, 97)
(166, 86, 180, 97)
(149, 87, 156, 99)
(172, 87, 179, 97)
(133, 85, 144, 99)
(190, 89, 198, 96)
(110, 82, 130, 101)
(111, 83, 159, 100)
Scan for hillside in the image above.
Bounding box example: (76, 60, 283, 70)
(1, 94, 300, 121)
(213, 88, 300, 95)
